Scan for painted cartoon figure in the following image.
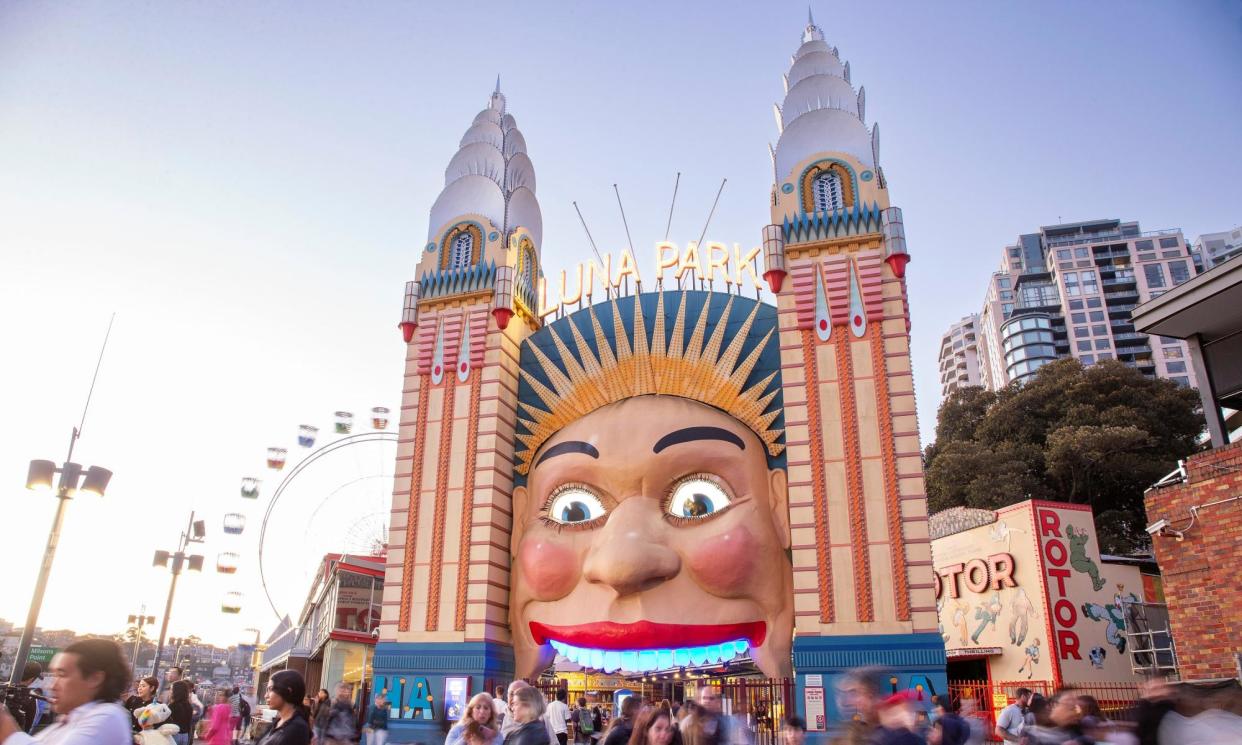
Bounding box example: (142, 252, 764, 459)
(1088, 646, 1107, 669)
(1018, 638, 1041, 679)
(970, 592, 1002, 644)
(509, 293, 793, 678)
(988, 520, 1025, 550)
(1066, 524, 1106, 591)
(1009, 587, 1035, 646)
(1082, 602, 1128, 654)
(953, 601, 970, 647)
(938, 597, 948, 644)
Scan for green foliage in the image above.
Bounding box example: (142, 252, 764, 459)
(924, 358, 1203, 552)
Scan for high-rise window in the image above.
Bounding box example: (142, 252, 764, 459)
(812, 171, 844, 212)
(1080, 270, 1098, 294)
(1144, 264, 1166, 289)
(450, 232, 473, 270)
(1064, 272, 1080, 297)
(1169, 260, 1190, 285)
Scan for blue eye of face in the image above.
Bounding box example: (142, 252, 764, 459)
(546, 486, 607, 525)
(667, 476, 732, 519)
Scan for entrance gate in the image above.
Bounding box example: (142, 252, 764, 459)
(536, 677, 794, 745)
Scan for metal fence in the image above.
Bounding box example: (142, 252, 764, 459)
(534, 677, 794, 745)
(947, 679, 1143, 741)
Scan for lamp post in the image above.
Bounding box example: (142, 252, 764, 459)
(242, 627, 267, 693)
(127, 605, 157, 674)
(150, 513, 206, 680)
(8, 431, 112, 686)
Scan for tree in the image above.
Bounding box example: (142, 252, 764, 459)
(924, 358, 1203, 552)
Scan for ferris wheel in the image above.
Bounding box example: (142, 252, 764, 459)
(215, 408, 398, 623)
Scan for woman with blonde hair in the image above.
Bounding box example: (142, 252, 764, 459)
(503, 686, 548, 745)
(447, 693, 501, 745)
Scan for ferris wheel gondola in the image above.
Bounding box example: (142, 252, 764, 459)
(222, 408, 397, 622)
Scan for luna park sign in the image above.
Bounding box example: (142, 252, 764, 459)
(536, 241, 765, 318)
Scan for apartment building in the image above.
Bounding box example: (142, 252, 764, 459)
(967, 219, 1201, 394)
(937, 315, 982, 399)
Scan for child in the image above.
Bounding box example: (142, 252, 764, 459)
(202, 690, 231, 745)
(134, 703, 180, 745)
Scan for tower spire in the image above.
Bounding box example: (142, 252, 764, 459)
(803, 7, 824, 43)
(495, 74, 501, 94)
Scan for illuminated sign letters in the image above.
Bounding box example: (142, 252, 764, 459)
(934, 553, 1016, 599)
(537, 241, 765, 318)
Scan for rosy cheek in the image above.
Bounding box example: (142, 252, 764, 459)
(518, 537, 581, 599)
(685, 524, 760, 593)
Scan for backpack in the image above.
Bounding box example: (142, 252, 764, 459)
(578, 708, 594, 734)
(239, 697, 251, 721)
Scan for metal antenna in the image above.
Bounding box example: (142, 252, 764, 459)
(613, 184, 635, 255)
(663, 172, 681, 242)
(573, 201, 609, 298)
(572, 201, 606, 266)
(695, 178, 728, 250)
(71, 312, 116, 460)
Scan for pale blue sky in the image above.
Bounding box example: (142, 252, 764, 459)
(2, 1, 1240, 646)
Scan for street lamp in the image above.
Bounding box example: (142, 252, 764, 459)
(8, 441, 112, 686)
(150, 512, 206, 679)
(127, 607, 157, 673)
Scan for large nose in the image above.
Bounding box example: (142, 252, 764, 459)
(582, 498, 681, 597)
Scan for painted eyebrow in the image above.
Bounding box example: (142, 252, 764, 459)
(653, 426, 745, 453)
(535, 440, 600, 467)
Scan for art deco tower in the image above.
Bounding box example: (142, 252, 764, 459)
(761, 12, 946, 708)
(374, 81, 541, 740)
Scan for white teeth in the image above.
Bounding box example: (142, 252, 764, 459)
(547, 639, 751, 672)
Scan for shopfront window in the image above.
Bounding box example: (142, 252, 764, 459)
(322, 640, 374, 707)
(335, 571, 383, 634)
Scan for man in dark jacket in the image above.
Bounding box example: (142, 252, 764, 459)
(930, 695, 969, 745)
(323, 684, 357, 745)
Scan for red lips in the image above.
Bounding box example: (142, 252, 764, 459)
(529, 620, 766, 650)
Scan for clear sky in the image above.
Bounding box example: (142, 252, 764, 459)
(2, 1, 1240, 649)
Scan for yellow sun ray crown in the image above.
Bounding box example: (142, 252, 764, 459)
(515, 291, 785, 475)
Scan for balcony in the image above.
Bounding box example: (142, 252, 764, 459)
(1105, 290, 1140, 300)
(1046, 227, 1179, 248)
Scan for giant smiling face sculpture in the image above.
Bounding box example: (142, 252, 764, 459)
(510, 394, 794, 678)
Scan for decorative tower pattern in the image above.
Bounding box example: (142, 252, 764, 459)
(376, 81, 542, 741)
(763, 12, 944, 711)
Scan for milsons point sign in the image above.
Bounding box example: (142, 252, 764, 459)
(536, 240, 765, 318)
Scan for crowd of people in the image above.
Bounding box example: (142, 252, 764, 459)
(3, 640, 1241, 745)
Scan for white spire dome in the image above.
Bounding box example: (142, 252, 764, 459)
(427, 80, 543, 247)
(773, 12, 875, 182)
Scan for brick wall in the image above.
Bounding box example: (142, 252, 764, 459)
(1144, 441, 1242, 681)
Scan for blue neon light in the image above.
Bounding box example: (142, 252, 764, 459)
(548, 639, 750, 673)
